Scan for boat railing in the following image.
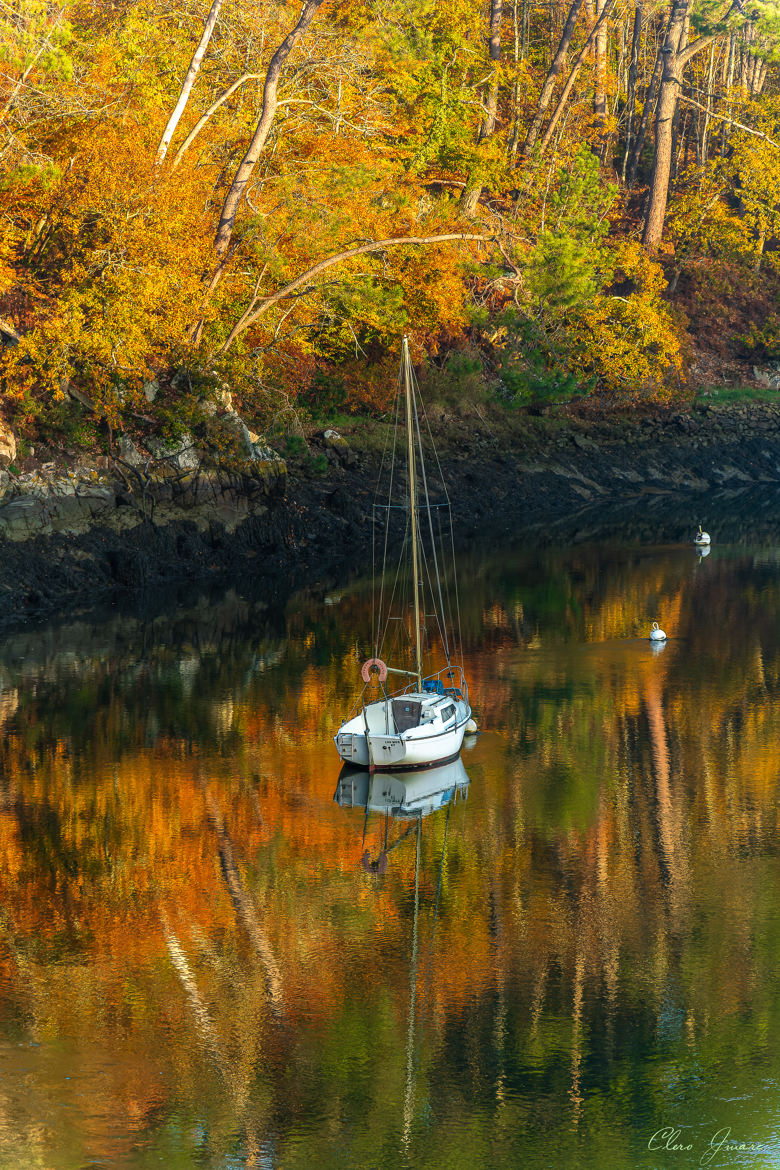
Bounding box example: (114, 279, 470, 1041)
(409, 664, 468, 704)
(350, 664, 468, 710)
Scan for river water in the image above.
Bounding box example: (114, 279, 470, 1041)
(0, 535, 778, 1169)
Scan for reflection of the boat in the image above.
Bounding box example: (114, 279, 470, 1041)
(335, 756, 470, 820)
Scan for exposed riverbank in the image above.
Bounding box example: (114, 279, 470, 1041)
(3, 399, 780, 629)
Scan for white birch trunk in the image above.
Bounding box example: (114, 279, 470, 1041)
(155, 0, 224, 165)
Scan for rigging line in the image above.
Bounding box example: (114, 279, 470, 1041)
(377, 513, 410, 661)
(383, 580, 413, 668)
(414, 490, 440, 662)
(416, 371, 465, 665)
(385, 612, 407, 672)
(379, 491, 410, 660)
(372, 382, 396, 657)
(418, 508, 449, 667)
(448, 502, 464, 667)
(375, 368, 403, 658)
(411, 365, 451, 664)
(435, 507, 458, 664)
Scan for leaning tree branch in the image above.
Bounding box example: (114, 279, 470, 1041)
(216, 232, 494, 353)
(173, 88, 351, 169)
(214, 0, 327, 258)
(539, 0, 621, 153)
(172, 72, 263, 169)
(678, 95, 780, 147)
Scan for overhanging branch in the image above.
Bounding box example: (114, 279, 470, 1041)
(216, 232, 494, 353)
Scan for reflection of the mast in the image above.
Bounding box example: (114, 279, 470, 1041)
(336, 757, 471, 1153)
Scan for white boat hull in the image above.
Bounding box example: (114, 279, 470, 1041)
(334, 694, 471, 771)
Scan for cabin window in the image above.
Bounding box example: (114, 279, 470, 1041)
(440, 704, 456, 723)
(392, 699, 422, 732)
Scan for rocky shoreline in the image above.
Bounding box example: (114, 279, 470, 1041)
(2, 400, 780, 629)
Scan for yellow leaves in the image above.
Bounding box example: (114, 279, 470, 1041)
(729, 133, 780, 265)
(612, 238, 669, 299)
(4, 0, 773, 420)
(666, 164, 753, 266)
(567, 240, 683, 398)
(0, 112, 217, 421)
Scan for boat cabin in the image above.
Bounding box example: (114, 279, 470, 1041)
(386, 693, 458, 733)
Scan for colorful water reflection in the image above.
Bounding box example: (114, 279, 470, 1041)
(0, 541, 778, 1167)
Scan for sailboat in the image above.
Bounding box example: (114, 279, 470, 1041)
(334, 336, 474, 771)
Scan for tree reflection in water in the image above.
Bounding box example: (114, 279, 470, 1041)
(0, 542, 778, 1167)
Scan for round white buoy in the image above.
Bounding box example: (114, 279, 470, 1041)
(694, 524, 711, 546)
(650, 622, 667, 642)
(465, 718, 478, 734)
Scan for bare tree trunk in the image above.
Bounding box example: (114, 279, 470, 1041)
(523, 0, 586, 154)
(669, 19, 687, 181)
(538, 0, 617, 152)
(621, 4, 642, 181)
(461, 0, 502, 215)
(643, 9, 687, 249)
(155, 0, 224, 165)
(643, 0, 715, 252)
(626, 12, 672, 186)
(593, 0, 608, 156)
(700, 40, 716, 165)
(508, 0, 523, 160)
(680, 107, 691, 170)
(720, 30, 735, 155)
(214, 0, 326, 258)
(483, 0, 503, 138)
(616, 14, 628, 104)
(459, 181, 482, 218)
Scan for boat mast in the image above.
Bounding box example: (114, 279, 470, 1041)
(403, 336, 423, 691)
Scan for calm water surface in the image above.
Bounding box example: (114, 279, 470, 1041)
(1, 538, 779, 1169)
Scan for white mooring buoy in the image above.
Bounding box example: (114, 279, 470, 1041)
(465, 718, 478, 734)
(650, 622, 667, 642)
(694, 524, 711, 547)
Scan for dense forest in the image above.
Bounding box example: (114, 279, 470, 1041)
(1, 0, 779, 451)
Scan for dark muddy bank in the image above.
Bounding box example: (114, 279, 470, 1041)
(3, 401, 780, 630)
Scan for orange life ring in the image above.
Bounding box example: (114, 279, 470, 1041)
(361, 657, 388, 684)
